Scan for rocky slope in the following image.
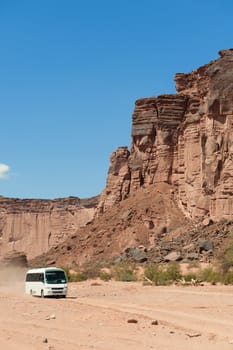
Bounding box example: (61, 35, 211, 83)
(31, 183, 232, 268)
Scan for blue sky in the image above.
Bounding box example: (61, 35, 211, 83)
(1, 0, 233, 199)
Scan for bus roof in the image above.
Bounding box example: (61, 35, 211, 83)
(26, 267, 64, 274)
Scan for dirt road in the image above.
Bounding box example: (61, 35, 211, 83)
(1, 280, 233, 349)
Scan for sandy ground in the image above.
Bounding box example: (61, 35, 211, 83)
(1, 276, 233, 349)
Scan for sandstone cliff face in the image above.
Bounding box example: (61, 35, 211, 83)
(2, 49, 233, 266)
(97, 49, 233, 222)
(0, 196, 98, 261)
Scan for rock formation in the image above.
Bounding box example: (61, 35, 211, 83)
(0, 196, 98, 261)
(97, 49, 233, 222)
(2, 49, 233, 266)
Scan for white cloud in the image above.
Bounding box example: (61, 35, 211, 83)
(0, 163, 10, 179)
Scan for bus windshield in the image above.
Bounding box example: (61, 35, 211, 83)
(45, 270, 67, 284)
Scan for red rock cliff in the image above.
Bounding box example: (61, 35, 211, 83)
(97, 49, 233, 222)
(0, 196, 98, 261)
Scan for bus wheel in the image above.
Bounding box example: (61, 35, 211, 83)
(41, 290, 44, 298)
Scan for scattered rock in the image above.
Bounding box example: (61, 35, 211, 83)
(151, 320, 159, 325)
(202, 218, 214, 227)
(46, 315, 56, 320)
(120, 208, 134, 220)
(144, 220, 154, 229)
(183, 243, 195, 252)
(186, 332, 201, 338)
(198, 239, 213, 252)
(127, 319, 138, 324)
(43, 337, 48, 343)
(164, 251, 182, 262)
(124, 247, 147, 263)
(185, 252, 199, 260)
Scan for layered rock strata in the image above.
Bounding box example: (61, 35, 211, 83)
(97, 49, 233, 221)
(0, 196, 98, 260)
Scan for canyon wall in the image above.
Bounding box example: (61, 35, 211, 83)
(2, 49, 233, 264)
(0, 196, 98, 261)
(97, 49, 233, 222)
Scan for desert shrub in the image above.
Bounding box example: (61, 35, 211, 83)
(144, 263, 160, 283)
(112, 263, 137, 282)
(221, 271, 233, 285)
(81, 261, 104, 279)
(218, 232, 233, 273)
(59, 266, 88, 282)
(99, 271, 112, 281)
(198, 267, 221, 284)
(165, 263, 182, 281)
(183, 273, 198, 282)
(69, 271, 87, 282)
(144, 263, 181, 285)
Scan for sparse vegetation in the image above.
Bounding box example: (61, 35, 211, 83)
(59, 266, 87, 282)
(183, 272, 198, 282)
(221, 271, 233, 285)
(144, 262, 181, 285)
(69, 271, 87, 282)
(198, 267, 221, 285)
(99, 271, 112, 281)
(218, 232, 233, 273)
(111, 262, 138, 282)
(60, 242, 233, 285)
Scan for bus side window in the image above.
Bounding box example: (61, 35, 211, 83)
(26, 273, 44, 282)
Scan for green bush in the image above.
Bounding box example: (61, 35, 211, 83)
(112, 263, 137, 282)
(69, 272, 87, 282)
(99, 271, 112, 281)
(218, 232, 233, 273)
(144, 263, 160, 284)
(198, 267, 221, 284)
(183, 273, 198, 282)
(165, 263, 182, 281)
(144, 263, 181, 285)
(221, 271, 233, 285)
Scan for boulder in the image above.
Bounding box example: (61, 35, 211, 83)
(164, 251, 182, 262)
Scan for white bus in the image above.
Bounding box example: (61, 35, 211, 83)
(25, 267, 68, 298)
